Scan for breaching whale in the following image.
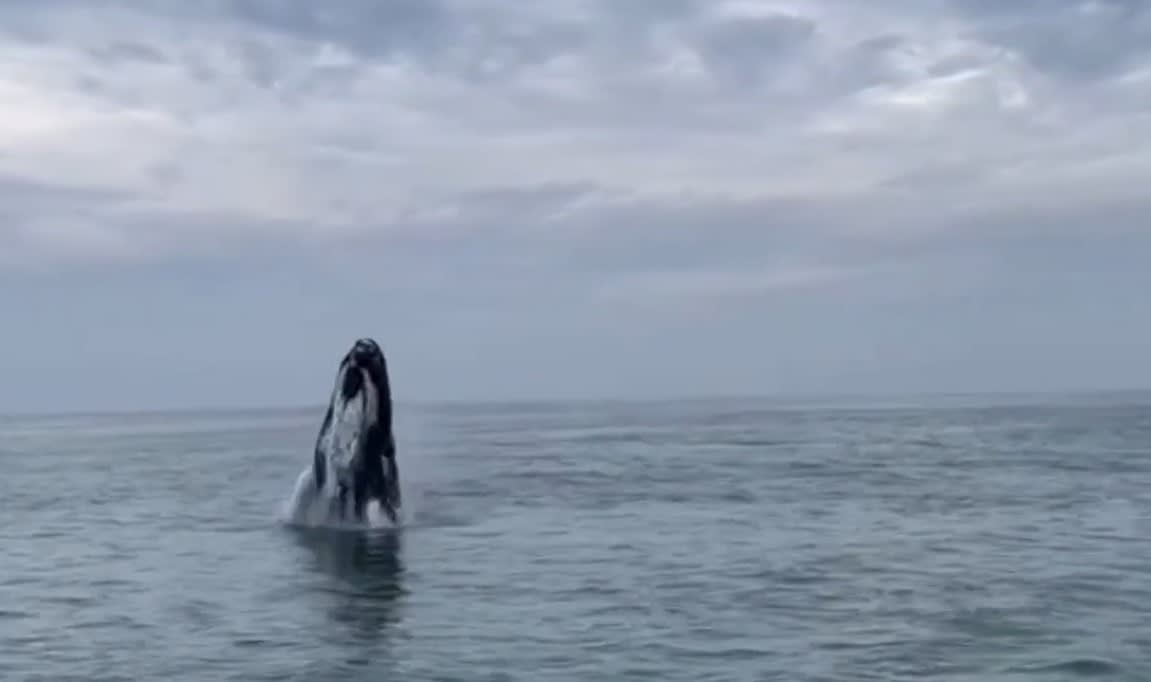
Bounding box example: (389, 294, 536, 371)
(311, 337, 401, 524)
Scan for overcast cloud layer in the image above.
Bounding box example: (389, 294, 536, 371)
(3, 0, 1151, 413)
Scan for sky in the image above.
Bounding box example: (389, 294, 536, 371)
(2, 0, 1151, 413)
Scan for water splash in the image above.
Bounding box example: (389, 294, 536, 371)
(278, 412, 441, 531)
(279, 466, 408, 531)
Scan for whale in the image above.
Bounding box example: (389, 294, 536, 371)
(311, 337, 401, 524)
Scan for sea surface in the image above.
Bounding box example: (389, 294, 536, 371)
(2, 394, 1150, 681)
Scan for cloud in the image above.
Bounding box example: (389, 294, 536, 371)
(1, 0, 1149, 301)
(949, 0, 1151, 81)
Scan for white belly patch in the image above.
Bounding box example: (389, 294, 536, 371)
(319, 368, 378, 490)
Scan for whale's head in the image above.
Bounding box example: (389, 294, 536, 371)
(313, 337, 400, 523)
(336, 337, 391, 419)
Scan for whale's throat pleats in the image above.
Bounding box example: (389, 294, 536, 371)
(323, 367, 370, 485)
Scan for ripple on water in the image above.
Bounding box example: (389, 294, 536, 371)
(3, 399, 1151, 681)
(1012, 658, 1124, 676)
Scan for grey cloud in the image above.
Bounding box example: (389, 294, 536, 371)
(202, 0, 826, 108)
(0, 2, 1007, 137)
(0, 174, 130, 208)
(1, 0, 1150, 410)
(225, 0, 454, 57)
(0, 0, 449, 62)
(951, 0, 1151, 81)
(591, 0, 708, 23)
(0, 176, 135, 253)
(7, 0, 1148, 94)
(445, 182, 611, 224)
(217, 0, 594, 85)
(879, 161, 991, 191)
(835, 35, 910, 86)
(0, 0, 1148, 275)
(86, 40, 168, 64)
(335, 187, 971, 303)
(695, 14, 817, 86)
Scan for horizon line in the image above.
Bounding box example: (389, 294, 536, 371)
(3, 386, 1151, 420)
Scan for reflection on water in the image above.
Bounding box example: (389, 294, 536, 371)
(289, 527, 408, 646)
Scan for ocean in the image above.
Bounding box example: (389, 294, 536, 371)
(1, 394, 1149, 681)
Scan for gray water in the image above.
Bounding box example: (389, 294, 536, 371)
(2, 394, 1150, 681)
